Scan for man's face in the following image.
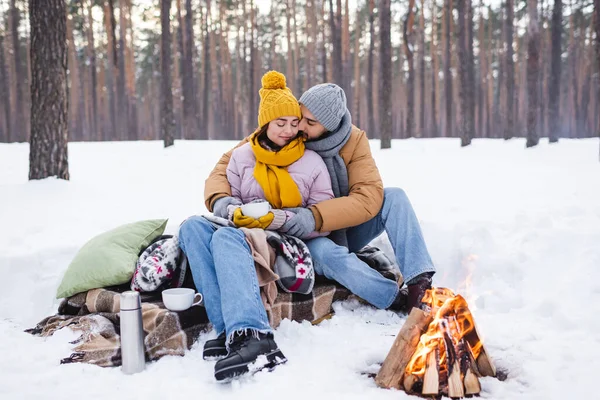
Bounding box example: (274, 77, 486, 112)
(298, 105, 328, 140)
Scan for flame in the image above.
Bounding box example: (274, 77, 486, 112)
(404, 288, 482, 380)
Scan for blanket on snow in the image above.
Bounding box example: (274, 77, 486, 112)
(25, 282, 351, 367)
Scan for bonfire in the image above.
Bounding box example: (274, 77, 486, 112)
(375, 288, 496, 398)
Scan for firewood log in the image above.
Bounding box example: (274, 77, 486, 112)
(447, 359, 465, 398)
(464, 367, 481, 395)
(375, 308, 433, 389)
(422, 348, 440, 395)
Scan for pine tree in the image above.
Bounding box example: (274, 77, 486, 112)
(160, 0, 174, 147)
(29, 0, 69, 180)
(526, 0, 540, 147)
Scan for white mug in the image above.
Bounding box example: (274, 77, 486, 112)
(240, 201, 271, 219)
(162, 288, 203, 311)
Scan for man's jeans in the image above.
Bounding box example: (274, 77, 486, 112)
(305, 188, 435, 309)
(178, 217, 271, 339)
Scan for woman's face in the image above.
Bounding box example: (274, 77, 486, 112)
(266, 117, 300, 148)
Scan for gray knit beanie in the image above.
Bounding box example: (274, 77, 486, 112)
(299, 83, 348, 132)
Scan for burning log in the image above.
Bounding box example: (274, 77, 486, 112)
(375, 308, 433, 390)
(377, 287, 494, 399)
(421, 349, 439, 395)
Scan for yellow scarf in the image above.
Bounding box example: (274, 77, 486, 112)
(250, 132, 305, 209)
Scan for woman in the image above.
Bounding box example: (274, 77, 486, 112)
(178, 71, 333, 382)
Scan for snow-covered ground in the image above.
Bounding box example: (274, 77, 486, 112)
(1, 138, 599, 400)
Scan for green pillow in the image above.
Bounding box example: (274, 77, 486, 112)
(56, 219, 168, 299)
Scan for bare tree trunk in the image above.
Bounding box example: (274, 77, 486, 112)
(431, 0, 439, 137)
(286, 0, 294, 92)
(181, 0, 197, 139)
(457, 0, 474, 146)
(125, 0, 137, 140)
(29, 0, 69, 180)
(306, 0, 317, 88)
(86, 0, 98, 139)
(419, 0, 425, 136)
(0, 33, 10, 142)
(548, 0, 562, 142)
(103, 1, 117, 140)
(526, 0, 540, 147)
(504, 0, 515, 139)
(443, 0, 453, 137)
(160, 0, 174, 147)
(117, 0, 128, 140)
(66, 15, 81, 142)
(595, 0, 600, 152)
(320, 0, 328, 82)
(293, 0, 302, 93)
(10, 0, 25, 141)
(329, 0, 343, 87)
(379, 0, 392, 148)
(352, 10, 362, 128)
(367, 0, 375, 135)
(202, 1, 210, 137)
(404, 0, 416, 138)
(477, 0, 485, 137)
(248, 1, 256, 130)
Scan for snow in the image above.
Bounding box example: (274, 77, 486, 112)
(1, 138, 599, 399)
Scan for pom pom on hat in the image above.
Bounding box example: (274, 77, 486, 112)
(262, 71, 287, 90)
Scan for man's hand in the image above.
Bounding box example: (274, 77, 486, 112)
(232, 208, 274, 229)
(213, 196, 242, 219)
(281, 208, 316, 239)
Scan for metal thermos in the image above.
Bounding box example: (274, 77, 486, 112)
(120, 291, 146, 374)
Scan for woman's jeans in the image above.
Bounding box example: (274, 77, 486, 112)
(178, 217, 271, 340)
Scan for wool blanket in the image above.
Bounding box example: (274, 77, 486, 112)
(26, 282, 351, 367)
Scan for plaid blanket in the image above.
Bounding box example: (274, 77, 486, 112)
(25, 282, 351, 367)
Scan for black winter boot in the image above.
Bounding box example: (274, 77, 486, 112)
(405, 272, 434, 311)
(214, 332, 287, 382)
(388, 287, 409, 311)
(203, 331, 227, 360)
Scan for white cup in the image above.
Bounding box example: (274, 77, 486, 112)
(162, 288, 203, 311)
(240, 201, 271, 219)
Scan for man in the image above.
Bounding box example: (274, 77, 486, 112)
(205, 83, 435, 312)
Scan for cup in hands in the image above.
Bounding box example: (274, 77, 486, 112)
(240, 201, 271, 219)
(162, 288, 203, 311)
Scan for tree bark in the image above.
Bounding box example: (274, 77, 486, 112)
(329, 0, 343, 87)
(352, 10, 362, 128)
(320, 0, 328, 82)
(431, 0, 439, 137)
(526, 0, 540, 147)
(443, 0, 453, 137)
(379, 0, 392, 149)
(419, 0, 425, 136)
(367, 0, 376, 136)
(10, 0, 25, 141)
(117, 0, 128, 140)
(595, 0, 600, 151)
(29, 0, 69, 180)
(548, 0, 562, 142)
(160, 0, 174, 147)
(404, 0, 416, 138)
(103, 1, 117, 140)
(457, 0, 474, 146)
(86, 0, 98, 140)
(504, 0, 515, 139)
(202, 0, 210, 137)
(248, 1, 256, 130)
(0, 33, 11, 142)
(182, 0, 197, 139)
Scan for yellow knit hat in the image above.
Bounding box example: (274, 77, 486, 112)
(257, 71, 302, 128)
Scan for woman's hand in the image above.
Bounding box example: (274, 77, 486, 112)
(232, 208, 274, 229)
